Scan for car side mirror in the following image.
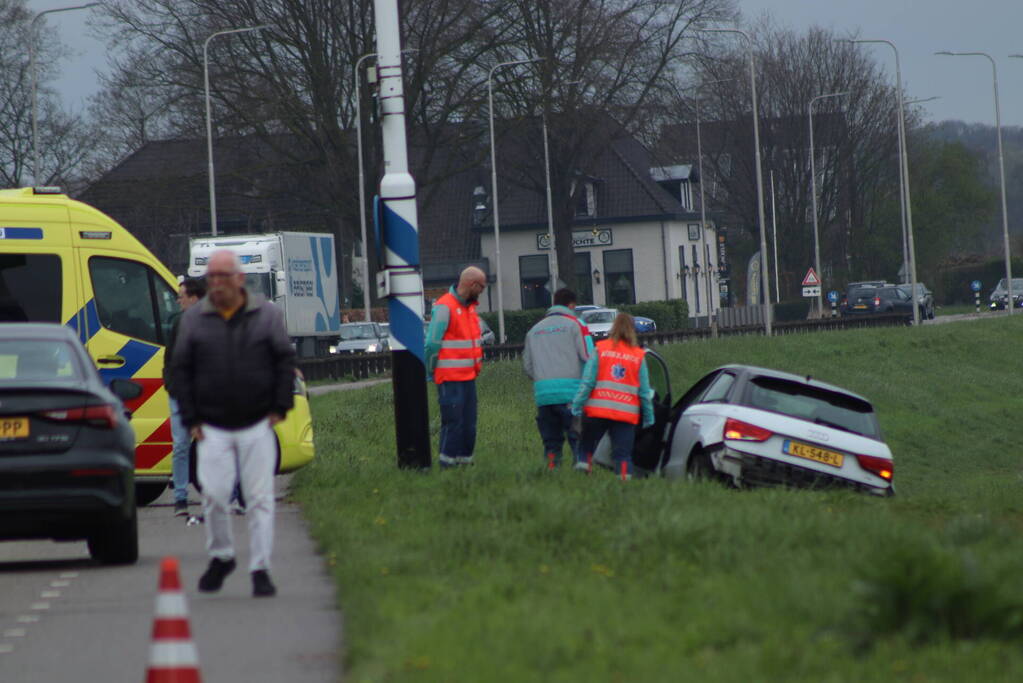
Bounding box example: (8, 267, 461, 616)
(109, 378, 143, 402)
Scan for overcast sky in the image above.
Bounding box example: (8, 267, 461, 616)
(31, 0, 1023, 128)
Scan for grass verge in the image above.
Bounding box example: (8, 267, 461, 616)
(293, 315, 1023, 682)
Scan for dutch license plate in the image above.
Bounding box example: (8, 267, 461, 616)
(853, 304, 868, 310)
(783, 439, 843, 468)
(0, 417, 29, 440)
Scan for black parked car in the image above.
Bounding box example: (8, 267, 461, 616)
(0, 324, 142, 564)
(895, 283, 935, 319)
(843, 285, 914, 320)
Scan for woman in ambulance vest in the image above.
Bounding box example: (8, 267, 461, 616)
(570, 312, 654, 480)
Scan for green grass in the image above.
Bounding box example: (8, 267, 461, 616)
(293, 316, 1023, 682)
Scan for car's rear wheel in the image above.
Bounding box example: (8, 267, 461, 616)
(686, 449, 716, 481)
(87, 508, 139, 565)
(135, 482, 166, 507)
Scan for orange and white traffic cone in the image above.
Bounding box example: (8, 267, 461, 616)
(145, 556, 201, 683)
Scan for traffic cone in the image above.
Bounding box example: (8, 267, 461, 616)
(145, 556, 201, 683)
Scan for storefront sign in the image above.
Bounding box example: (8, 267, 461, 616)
(536, 228, 612, 250)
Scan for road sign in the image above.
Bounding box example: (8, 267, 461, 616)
(827, 290, 839, 303)
(971, 280, 982, 293)
(802, 286, 821, 298)
(801, 267, 821, 287)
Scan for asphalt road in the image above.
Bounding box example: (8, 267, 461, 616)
(0, 478, 341, 682)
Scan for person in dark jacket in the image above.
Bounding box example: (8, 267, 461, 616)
(171, 250, 295, 598)
(164, 277, 206, 517)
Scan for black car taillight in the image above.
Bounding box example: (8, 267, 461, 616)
(40, 404, 118, 429)
(873, 296, 881, 307)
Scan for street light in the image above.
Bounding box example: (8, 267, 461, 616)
(841, 38, 920, 325)
(204, 24, 271, 236)
(488, 57, 543, 343)
(29, 2, 100, 185)
(937, 51, 1013, 316)
(700, 28, 771, 335)
(808, 91, 849, 316)
(354, 49, 416, 323)
(541, 78, 582, 301)
(686, 77, 734, 332)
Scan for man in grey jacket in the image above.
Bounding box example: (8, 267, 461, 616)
(172, 250, 295, 598)
(523, 288, 593, 469)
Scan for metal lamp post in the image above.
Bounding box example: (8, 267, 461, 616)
(808, 91, 849, 316)
(937, 51, 1013, 315)
(542, 111, 559, 297)
(29, 2, 100, 185)
(700, 28, 771, 335)
(204, 24, 271, 236)
(354, 51, 378, 322)
(842, 38, 920, 325)
(488, 57, 542, 342)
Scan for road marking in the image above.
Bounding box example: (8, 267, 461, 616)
(16, 615, 39, 624)
(3, 628, 26, 638)
(59, 572, 78, 579)
(0, 643, 13, 653)
(50, 580, 70, 587)
(40, 590, 60, 599)
(30, 602, 50, 610)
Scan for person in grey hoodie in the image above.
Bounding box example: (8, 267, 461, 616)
(523, 288, 594, 469)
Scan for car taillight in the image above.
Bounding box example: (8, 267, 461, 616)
(40, 404, 117, 429)
(873, 296, 881, 307)
(855, 454, 893, 481)
(723, 418, 773, 442)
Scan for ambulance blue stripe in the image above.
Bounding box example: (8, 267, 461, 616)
(0, 227, 43, 240)
(64, 300, 102, 345)
(98, 339, 159, 382)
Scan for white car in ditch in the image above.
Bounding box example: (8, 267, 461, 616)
(593, 360, 894, 495)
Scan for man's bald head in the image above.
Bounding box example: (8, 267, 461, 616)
(456, 266, 487, 303)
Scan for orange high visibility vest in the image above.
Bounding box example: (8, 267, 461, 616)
(583, 339, 644, 424)
(433, 292, 482, 383)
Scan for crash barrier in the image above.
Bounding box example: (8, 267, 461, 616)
(717, 304, 766, 328)
(295, 313, 907, 383)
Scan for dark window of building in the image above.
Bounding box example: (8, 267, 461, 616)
(692, 244, 701, 313)
(574, 252, 592, 305)
(678, 245, 687, 303)
(519, 254, 550, 310)
(603, 249, 635, 306)
(0, 254, 61, 323)
(89, 257, 176, 344)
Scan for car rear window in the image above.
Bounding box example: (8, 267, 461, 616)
(745, 376, 881, 439)
(847, 287, 875, 300)
(0, 254, 62, 323)
(0, 339, 82, 381)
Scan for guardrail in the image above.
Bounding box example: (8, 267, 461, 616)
(296, 313, 908, 383)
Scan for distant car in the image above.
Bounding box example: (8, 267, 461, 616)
(842, 285, 913, 320)
(580, 308, 617, 339)
(988, 278, 1023, 310)
(0, 324, 143, 563)
(574, 305, 601, 315)
(633, 315, 657, 333)
(332, 322, 388, 354)
(839, 281, 888, 314)
(580, 308, 657, 338)
(895, 283, 935, 319)
(593, 360, 894, 496)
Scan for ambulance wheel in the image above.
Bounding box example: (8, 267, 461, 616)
(134, 482, 166, 507)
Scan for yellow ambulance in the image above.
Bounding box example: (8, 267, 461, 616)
(0, 187, 315, 504)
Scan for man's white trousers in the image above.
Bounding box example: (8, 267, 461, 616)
(197, 419, 275, 572)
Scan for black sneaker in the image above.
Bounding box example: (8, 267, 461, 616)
(173, 500, 189, 517)
(252, 570, 276, 597)
(198, 557, 236, 592)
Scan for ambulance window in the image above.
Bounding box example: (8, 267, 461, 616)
(89, 257, 161, 344)
(0, 254, 61, 323)
(153, 277, 178, 342)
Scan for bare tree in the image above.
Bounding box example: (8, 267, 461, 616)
(0, 0, 97, 189)
(669, 22, 908, 294)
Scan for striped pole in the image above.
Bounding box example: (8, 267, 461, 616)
(373, 0, 431, 469)
(145, 557, 201, 683)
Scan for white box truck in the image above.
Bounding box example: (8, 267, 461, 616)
(188, 232, 341, 356)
